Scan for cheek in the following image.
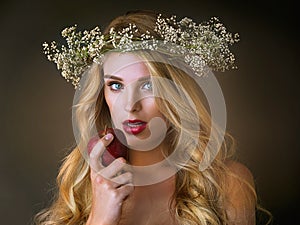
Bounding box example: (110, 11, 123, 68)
(104, 90, 122, 120)
(104, 88, 114, 111)
(144, 98, 163, 117)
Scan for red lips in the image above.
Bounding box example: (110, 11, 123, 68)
(122, 119, 147, 135)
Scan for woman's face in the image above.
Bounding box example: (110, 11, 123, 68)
(103, 52, 167, 150)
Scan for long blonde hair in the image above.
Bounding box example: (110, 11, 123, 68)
(35, 10, 265, 225)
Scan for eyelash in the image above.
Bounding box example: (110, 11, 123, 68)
(106, 81, 152, 92)
(107, 81, 123, 91)
(142, 81, 152, 90)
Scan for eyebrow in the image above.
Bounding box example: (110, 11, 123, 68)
(104, 75, 123, 81)
(104, 74, 151, 82)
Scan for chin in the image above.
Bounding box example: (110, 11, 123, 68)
(126, 132, 165, 152)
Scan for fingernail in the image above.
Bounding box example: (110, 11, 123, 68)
(118, 157, 125, 163)
(105, 133, 113, 140)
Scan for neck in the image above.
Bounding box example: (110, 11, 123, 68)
(127, 140, 177, 186)
(128, 144, 167, 166)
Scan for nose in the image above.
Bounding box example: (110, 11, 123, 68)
(124, 87, 142, 113)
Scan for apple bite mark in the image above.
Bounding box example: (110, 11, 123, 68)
(87, 126, 129, 166)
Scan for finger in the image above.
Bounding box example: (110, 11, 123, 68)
(99, 157, 127, 179)
(89, 133, 114, 172)
(117, 183, 135, 201)
(111, 172, 133, 187)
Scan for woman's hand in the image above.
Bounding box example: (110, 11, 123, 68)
(86, 133, 134, 225)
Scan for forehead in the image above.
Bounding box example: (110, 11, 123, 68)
(103, 52, 150, 80)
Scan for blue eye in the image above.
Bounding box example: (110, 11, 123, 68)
(108, 82, 123, 91)
(142, 81, 152, 90)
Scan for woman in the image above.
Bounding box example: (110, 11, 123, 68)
(37, 10, 263, 225)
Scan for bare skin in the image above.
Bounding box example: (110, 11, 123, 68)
(86, 134, 256, 225)
(225, 161, 256, 225)
(86, 134, 176, 225)
(87, 53, 256, 224)
(86, 134, 134, 225)
(118, 175, 176, 225)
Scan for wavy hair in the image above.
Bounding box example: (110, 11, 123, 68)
(35, 10, 270, 225)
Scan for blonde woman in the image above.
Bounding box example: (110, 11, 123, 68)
(37, 10, 265, 225)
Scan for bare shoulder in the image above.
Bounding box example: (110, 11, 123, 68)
(224, 160, 256, 225)
(225, 160, 255, 188)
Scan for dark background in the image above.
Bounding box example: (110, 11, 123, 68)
(0, 0, 298, 224)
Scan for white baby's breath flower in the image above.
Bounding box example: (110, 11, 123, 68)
(43, 14, 239, 88)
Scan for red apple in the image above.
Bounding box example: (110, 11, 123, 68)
(87, 127, 128, 166)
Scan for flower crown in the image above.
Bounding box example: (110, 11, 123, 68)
(43, 14, 239, 88)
